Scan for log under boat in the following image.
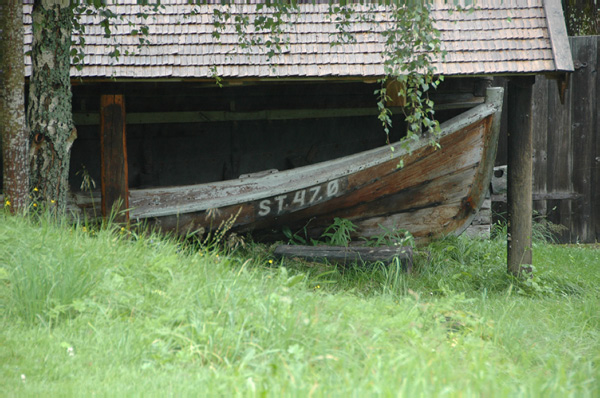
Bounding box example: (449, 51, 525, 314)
(76, 87, 503, 243)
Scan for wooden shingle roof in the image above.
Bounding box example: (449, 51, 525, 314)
(23, 0, 573, 79)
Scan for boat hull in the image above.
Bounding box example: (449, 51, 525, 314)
(74, 87, 503, 243)
(148, 114, 493, 241)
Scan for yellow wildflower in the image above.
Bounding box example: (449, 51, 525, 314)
(4, 200, 10, 207)
(50, 200, 56, 204)
(32, 203, 37, 207)
(33, 187, 39, 192)
(268, 259, 273, 264)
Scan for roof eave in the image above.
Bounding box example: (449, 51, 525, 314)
(544, 0, 575, 73)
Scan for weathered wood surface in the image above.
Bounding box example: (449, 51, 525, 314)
(78, 88, 503, 243)
(543, 0, 575, 72)
(546, 70, 573, 242)
(596, 37, 600, 245)
(570, 36, 597, 243)
(494, 36, 599, 244)
(274, 245, 413, 271)
(385, 79, 407, 107)
(507, 76, 535, 273)
(100, 94, 129, 221)
(532, 73, 548, 217)
(492, 192, 582, 202)
(464, 197, 492, 238)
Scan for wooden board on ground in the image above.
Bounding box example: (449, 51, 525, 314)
(274, 245, 413, 272)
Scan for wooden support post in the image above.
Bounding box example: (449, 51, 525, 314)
(100, 94, 129, 222)
(507, 76, 535, 275)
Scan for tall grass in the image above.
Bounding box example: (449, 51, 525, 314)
(0, 211, 598, 397)
(2, 213, 98, 323)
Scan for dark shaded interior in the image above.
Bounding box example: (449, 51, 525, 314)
(0, 78, 487, 193)
(68, 78, 486, 192)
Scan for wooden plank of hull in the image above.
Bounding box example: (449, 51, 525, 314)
(86, 88, 503, 243)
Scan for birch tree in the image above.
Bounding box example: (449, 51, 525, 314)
(27, 0, 76, 208)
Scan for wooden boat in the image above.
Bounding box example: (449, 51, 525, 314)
(77, 87, 503, 243)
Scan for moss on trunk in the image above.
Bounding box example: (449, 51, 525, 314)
(27, 0, 76, 208)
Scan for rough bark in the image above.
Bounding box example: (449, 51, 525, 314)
(27, 0, 76, 208)
(1, 0, 30, 212)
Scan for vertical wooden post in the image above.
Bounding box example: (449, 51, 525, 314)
(507, 76, 535, 275)
(595, 37, 600, 243)
(100, 94, 129, 222)
(570, 36, 596, 243)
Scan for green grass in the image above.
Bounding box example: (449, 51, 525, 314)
(0, 212, 599, 397)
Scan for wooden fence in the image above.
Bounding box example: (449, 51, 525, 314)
(495, 36, 599, 243)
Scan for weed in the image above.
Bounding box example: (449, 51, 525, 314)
(282, 224, 310, 245)
(320, 217, 357, 246)
(186, 207, 244, 254)
(532, 210, 568, 244)
(363, 224, 415, 248)
(76, 164, 99, 218)
(492, 211, 568, 244)
(284, 218, 415, 249)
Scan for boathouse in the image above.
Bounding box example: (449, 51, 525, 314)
(22, 0, 574, 270)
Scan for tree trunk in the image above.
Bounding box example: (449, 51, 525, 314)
(27, 0, 76, 208)
(1, 0, 29, 212)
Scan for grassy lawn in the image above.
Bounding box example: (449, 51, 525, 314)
(1, 212, 599, 397)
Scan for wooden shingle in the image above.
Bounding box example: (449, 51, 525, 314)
(22, 0, 573, 79)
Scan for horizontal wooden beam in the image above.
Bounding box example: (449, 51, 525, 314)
(73, 98, 484, 126)
(492, 192, 583, 202)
